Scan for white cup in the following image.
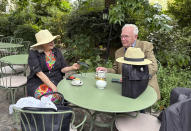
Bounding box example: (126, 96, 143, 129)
(72, 78, 82, 85)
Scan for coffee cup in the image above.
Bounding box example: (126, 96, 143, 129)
(72, 78, 83, 85)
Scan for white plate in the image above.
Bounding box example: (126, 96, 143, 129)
(71, 81, 83, 86)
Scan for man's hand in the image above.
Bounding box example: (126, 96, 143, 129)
(96, 67, 107, 72)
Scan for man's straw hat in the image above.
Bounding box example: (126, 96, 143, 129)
(31, 30, 60, 48)
(116, 47, 152, 65)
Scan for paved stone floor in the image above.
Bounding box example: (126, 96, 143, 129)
(0, 89, 117, 131)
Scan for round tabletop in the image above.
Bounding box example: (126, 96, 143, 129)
(0, 54, 28, 65)
(0, 42, 24, 48)
(58, 73, 157, 113)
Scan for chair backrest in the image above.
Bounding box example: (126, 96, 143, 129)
(21, 41, 31, 53)
(11, 38, 23, 44)
(0, 36, 12, 43)
(14, 107, 74, 131)
(13, 106, 87, 131)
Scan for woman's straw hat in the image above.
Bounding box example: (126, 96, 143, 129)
(31, 30, 60, 48)
(116, 47, 152, 65)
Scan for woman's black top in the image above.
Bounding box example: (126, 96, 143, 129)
(27, 48, 67, 96)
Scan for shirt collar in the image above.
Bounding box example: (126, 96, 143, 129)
(132, 40, 136, 47)
(124, 40, 136, 52)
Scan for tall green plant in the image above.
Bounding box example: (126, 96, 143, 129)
(168, 0, 191, 27)
(155, 66, 191, 110)
(147, 26, 191, 68)
(109, 0, 173, 39)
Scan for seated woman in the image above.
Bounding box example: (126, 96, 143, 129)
(27, 30, 80, 101)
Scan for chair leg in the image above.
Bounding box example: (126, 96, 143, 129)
(10, 89, 17, 104)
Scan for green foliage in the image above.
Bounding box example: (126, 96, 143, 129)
(66, 11, 111, 47)
(14, 24, 39, 44)
(0, 0, 71, 42)
(61, 33, 113, 72)
(154, 66, 191, 110)
(0, 10, 36, 36)
(0, 14, 11, 36)
(147, 26, 191, 68)
(63, 34, 101, 61)
(109, 0, 173, 39)
(0, 0, 8, 12)
(168, 0, 191, 27)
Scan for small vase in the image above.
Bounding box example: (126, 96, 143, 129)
(96, 80, 107, 89)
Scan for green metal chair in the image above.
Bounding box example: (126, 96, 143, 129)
(0, 46, 26, 74)
(10, 38, 23, 44)
(13, 106, 88, 131)
(0, 36, 12, 43)
(20, 41, 31, 53)
(0, 61, 27, 104)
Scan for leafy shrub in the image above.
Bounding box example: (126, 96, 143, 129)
(147, 26, 191, 68)
(0, 15, 12, 36)
(155, 66, 191, 110)
(62, 34, 101, 62)
(108, 0, 173, 39)
(168, 0, 191, 27)
(14, 24, 39, 44)
(66, 11, 113, 47)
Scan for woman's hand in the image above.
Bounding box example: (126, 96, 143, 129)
(52, 87, 58, 92)
(61, 63, 80, 73)
(71, 63, 80, 70)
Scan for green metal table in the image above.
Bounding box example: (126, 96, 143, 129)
(0, 54, 28, 65)
(57, 73, 157, 130)
(0, 42, 24, 48)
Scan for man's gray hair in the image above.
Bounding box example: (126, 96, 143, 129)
(122, 24, 139, 35)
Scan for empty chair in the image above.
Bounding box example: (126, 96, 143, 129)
(0, 61, 27, 103)
(115, 112, 161, 131)
(11, 38, 23, 44)
(0, 36, 12, 43)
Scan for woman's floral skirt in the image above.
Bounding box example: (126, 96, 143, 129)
(34, 84, 59, 104)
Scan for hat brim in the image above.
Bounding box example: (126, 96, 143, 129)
(116, 57, 152, 65)
(31, 35, 60, 48)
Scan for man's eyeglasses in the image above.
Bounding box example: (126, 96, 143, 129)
(120, 35, 128, 39)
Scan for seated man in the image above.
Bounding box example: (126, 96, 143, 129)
(96, 24, 160, 99)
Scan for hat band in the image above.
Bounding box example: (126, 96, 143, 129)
(124, 57, 144, 62)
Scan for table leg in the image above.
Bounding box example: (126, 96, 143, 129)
(86, 110, 116, 131)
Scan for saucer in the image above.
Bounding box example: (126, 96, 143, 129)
(71, 81, 83, 86)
